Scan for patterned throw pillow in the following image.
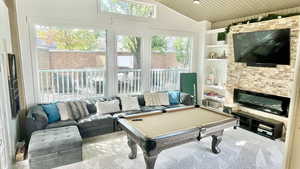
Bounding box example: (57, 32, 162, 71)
(120, 96, 140, 111)
(56, 102, 73, 121)
(68, 101, 81, 120)
(96, 100, 121, 114)
(144, 92, 170, 106)
(67, 101, 90, 120)
(74, 101, 89, 118)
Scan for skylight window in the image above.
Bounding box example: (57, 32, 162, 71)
(100, 0, 157, 18)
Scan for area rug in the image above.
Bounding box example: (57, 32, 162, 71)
(53, 128, 284, 169)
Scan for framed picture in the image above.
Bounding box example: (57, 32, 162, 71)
(7, 53, 20, 117)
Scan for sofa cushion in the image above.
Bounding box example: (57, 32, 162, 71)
(96, 100, 120, 114)
(164, 104, 186, 109)
(41, 104, 60, 124)
(168, 91, 180, 105)
(46, 120, 78, 129)
(78, 115, 114, 138)
(141, 106, 165, 112)
(120, 96, 140, 111)
(78, 114, 112, 124)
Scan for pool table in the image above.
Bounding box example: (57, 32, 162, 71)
(117, 106, 239, 169)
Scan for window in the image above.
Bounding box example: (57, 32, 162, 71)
(151, 35, 192, 91)
(35, 25, 107, 102)
(100, 0, 156, 18)
(117, 35, 142, 95)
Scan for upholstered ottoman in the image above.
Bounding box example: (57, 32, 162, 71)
(28, 126, 82, 169)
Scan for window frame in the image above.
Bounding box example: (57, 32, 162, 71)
(149, 32, 194, 72)
(31, 23, 109, 102)
(27, 18, 195, 103)
(98, 0, 158, 20)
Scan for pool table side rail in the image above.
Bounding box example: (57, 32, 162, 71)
(153, 117, 239, 140)
(118, 118, 158, 153)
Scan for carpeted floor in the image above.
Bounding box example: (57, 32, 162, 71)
(15, 128, 284, 169)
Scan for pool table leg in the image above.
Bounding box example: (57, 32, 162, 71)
(211, 130, 224, 154)
(127, 136, 137, 159)
(144, 154, 157, 169)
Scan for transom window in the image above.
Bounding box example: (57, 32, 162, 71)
(100, 0, 157, 18)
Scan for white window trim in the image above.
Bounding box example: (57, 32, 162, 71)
(25, 18, 196, 104)
(97, 0, 158, 21)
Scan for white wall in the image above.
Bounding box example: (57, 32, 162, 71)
(0, 0, 17, 166)
(15, 0, 208, 106)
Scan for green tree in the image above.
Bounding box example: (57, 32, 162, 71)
(174, 38, 191, 66)
(37, 27, 104, 51)
(151, 36, 167, 54)
(122, 35, 168, 69)
(101, 0, 154, 18)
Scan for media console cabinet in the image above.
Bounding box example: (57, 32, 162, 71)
(231, 111, 283, 140)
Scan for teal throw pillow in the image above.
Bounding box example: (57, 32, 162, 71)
(41, 103, 60, 124)
(168, 91, 180, 105)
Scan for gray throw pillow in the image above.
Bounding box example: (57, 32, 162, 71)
(30, 105, 48, 123)
(180, 93, 194, 105)
(28, 105, 48, 129)
(87, 103, 97, 114)
(68, 101, 81, 120)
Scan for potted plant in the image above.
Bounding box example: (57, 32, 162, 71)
(217, 32, 226, 45)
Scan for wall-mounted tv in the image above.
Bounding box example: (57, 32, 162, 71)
(233, 29, 290, 67)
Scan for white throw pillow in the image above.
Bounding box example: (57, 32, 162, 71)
(96, 100, 121, 114)
(57, 102, 72, 120)
(120, 96, 140, 111)
(144, 92, 170, 106)
(158, 92, 170, 106)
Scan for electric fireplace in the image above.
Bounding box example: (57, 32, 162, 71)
(234, 89, 290, 117)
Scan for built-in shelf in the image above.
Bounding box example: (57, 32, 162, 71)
(201, 28, 228, 108)
(206, 44, 228, 48)
(205, 85, 225, 90)
(206, 58, 227, 61)
(203, 95, 225, 102)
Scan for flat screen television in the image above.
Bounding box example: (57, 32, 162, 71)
(233, 29, 290, 67)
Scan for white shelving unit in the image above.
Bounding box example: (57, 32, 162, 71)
(201, 28, 228, 111)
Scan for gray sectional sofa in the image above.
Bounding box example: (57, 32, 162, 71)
(25, 93, 194, 144)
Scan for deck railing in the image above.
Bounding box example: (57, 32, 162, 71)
(150, 69, 186, 92)
(39, 68, 187, 102)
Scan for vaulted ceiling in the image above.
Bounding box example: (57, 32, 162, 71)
(155, 0, 300, 22)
